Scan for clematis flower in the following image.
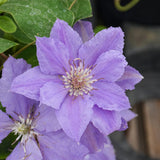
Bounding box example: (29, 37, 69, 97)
(0, 57, 89, 160)
(11, 19, 143, 141)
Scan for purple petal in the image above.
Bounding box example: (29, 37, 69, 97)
(25, 139, 43, 160)
(120, 109, 137, 122)
(36, 36, 70, 75)
(0, 110, 13, 143)
(11, 66, 56, 101)
(73, 20, 94, 42)
(50, 19, 83, 59)
(1, 56, 31, 81)
(0, 56, 34, 117)
(91, 82, 131, 111)
(80, 123, 106, 153)
(38, 131, 88, 160)
(92, 50, 127, 82)
(0, 130, 11, 144)
(34, 104, 61, 132)
(91, 106, 121, 135)
(116, 65, 143, 90)
(119, 110, 137, 131)
(40, 81, 68, 109)
(7, 140, 43, 160)
(0, 77, 34, 119)
(79, 27, 124, 66)
(56, 95, 93, 141)
(118, 118, 128, 131)
(6, 143, 25, 160)
(84, 137, 116, 160)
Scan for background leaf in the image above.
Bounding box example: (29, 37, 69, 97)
(0, 133, 17, 160)
(0, 0, 7, 6)
(12, 27, 32, 44)
(0, 0, 92, 40)
(0, 38, 18, 53)
(17, 45, 38, 67)
(0, 16, 17, 33)
(94, 25, 106, 34)
(0, 0, 74, 40)
(0, 102, 5, 112)
(64, 0, 92, 22)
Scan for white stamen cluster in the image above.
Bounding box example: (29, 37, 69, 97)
(12, 114, 37, 144)
(62, 58, 97, 96)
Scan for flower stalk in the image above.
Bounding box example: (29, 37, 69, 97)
(68, 0, 77, 10)
(0, 41, 35, 72)
(114, 0, 140, 12)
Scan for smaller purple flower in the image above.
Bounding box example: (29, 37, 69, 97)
(0, 57, 88, 160)
(11, 19, 143, 141)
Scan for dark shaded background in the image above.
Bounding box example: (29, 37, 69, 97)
(91, 0, 160, 160)
(94, 0, 160, 26)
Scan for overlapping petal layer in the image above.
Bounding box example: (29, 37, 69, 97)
(91, 82, 131, 111)
(73, 20, 94, 42)
(50, 19, 83, 59)
(92, 50, 127, 82)
(38, 131, 88, 160)
(11, 66, 56, 101)
(91, 106, 121, 135)
(78, 27, 124, 66)
(7, 140, 43, 160)
(40, 81, 68, 109)
(56, 95, 93, 141)
(36, 37, 70, 75)
(117, 65, 143, 90)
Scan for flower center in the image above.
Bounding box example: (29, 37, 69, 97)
(12, 114, 37, 143)
(62, 58, 97, 96)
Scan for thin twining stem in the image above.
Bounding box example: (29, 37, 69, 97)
(68, 0, 77, 10)
(114, 0, 140, 12)
(12, 41, 35, 57)
(0, 41, 35, 71)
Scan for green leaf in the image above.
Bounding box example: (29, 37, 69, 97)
(0, 133, 17, 159)
(0, 0, 92, 40)
(0, 0, 7, 6)
(94, 25, 106, 34)
(0, 0, 74, 40)
(65, 0, 92, 23)
(12, 27, 32, 44)
(0, 102, 5, 112)
(17, 45, 38, 67)
(0, 38, 18, 53)
(0, 15, 17, 33)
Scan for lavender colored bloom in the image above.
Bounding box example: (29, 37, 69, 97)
(11, 19, 143, 141)
(0, 57, 88, 160)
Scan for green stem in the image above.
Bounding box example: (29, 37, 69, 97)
(114, 0, 140, 12)
(68, 0, 77, 10)
(0, 41, 35, 72)
(0, 53, 8, 60)
(12, 41, 35, 57)
(0, 64, 3, 71)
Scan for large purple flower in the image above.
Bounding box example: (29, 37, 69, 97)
(0, 57, 89, 160)
(11, 19, 143, 141)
